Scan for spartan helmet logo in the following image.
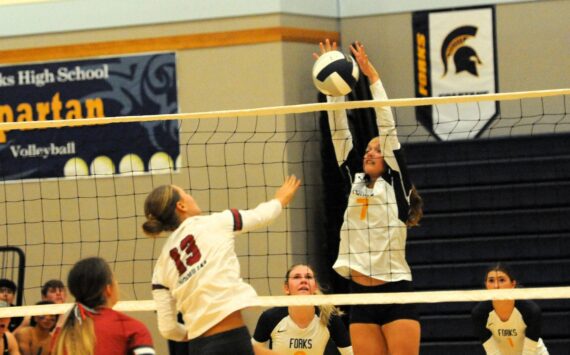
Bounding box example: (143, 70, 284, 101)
(441, 26, 482, 77)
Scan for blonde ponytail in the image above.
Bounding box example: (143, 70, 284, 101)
(53, 311, 96, 355)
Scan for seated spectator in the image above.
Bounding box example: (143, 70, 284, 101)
(0, 279, 23, 332)
(41, 280, 66, 304)
(14, 301, 56, 355)
(13, 279, 67, 333)
(0, 300, 20, 354)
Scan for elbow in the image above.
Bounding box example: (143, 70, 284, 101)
(159, 324, 186, 342)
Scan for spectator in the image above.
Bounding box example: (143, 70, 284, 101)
(0, 279, 23, 332)
(41, 280, 66, 304)
(14, 301, 56, 355)
(0, 300, 21, 354)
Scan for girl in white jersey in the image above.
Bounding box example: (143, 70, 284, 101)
(252, 264, 353, 354)
(317, 39, 423, 355)
(143, 176, 300, 355)
(472, 263, 549, 355)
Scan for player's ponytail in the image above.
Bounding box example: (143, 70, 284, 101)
(317, 296, 344, 326)
(407, 185, 423, 227)
(53, 257, 114, 355)
(142, 185, 182, 237)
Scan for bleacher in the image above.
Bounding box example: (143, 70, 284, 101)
(405, 133, 570, 354)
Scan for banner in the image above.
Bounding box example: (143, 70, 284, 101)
(413, 6, 498, 140)
(0, 53, 179, 181)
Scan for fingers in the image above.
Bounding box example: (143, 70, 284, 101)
(350, 41, 366, 59)
(284, 175, 301, 190)
(318, 39, 337, 54)
(275, 175, 301, 207)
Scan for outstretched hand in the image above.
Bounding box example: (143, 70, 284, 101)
(312, 38, 337, 60)
(350, 41, 379, 83)
(274, 175, 301, 207)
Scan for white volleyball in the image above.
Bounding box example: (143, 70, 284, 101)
(312, 50, 359, 96)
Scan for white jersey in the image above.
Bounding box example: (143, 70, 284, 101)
(252, 307, 353, 355)
(151, 199, 282, 341)
(334, 172, 410, 282)
(331, 80, 413, 282)
(472, 301, 549, 355)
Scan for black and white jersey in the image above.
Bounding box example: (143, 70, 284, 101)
(252, 307, 353, 355)
(472, 301, 549, 354)
(330, 80, 414, 282)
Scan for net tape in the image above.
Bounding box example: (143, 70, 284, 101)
(0, 88, 567, 130)
(3, 286, 570, 317)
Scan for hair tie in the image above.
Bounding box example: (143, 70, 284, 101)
(73, 302, 97, 325)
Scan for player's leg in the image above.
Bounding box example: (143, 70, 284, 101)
(349, 323, 388, 355)
(382, 319, 421, 355)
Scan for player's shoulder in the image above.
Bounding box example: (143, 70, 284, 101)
(515, 299, 541, 316)
(327, 312, 347, 331)
(13, 325, 33, 337)
(472, 301, 493, 317)
(260, 307, 289, 322)
(99, 308, 146, 326)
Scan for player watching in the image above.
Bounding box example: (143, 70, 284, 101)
(472, 263, 549, 354)
(52, 257, 155, 355)
(252, 264, 353, 354)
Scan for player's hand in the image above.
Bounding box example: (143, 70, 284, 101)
(350, 41, 379, 83)
(274, 175, 301, 207)
(312, 38, 338, 60)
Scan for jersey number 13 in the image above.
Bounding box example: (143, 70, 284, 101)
(169, 234, 202, 275)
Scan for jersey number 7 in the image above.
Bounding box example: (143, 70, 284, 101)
(169, 234, 202, 275)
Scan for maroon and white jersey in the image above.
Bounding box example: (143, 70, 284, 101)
(152, 199, 282, 340)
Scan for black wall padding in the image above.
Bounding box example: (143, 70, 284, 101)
(404, 133, 570, 353)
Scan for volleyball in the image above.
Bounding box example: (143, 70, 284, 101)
(312, 50, 359, 96)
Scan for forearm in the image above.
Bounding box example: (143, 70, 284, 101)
(522, 337, 539, 354)
(326, 95, 353, 165)
(238, 199, 282, 233)
(252, 341, 279, 355)
(370, 79, 400, 171)
(482, 338, 501, 355)
(153, 289, 187, 341)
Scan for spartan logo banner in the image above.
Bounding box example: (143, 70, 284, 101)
(0, 53, 179, 181)
(413, 7, 498, 140)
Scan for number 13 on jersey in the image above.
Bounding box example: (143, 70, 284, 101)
(169, 234, 202, 275)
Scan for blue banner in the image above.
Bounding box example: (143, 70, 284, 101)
(413, 7, 498, 140)
(0, 52, 179, 180)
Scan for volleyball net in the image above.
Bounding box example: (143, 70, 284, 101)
(0, 88, 569, 319)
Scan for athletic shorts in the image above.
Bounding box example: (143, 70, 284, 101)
(187, 326, 254, 355)
(349, 280, 420, 325)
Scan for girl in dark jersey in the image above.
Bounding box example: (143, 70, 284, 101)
(252, 264, 352, 354)
(472, 263, 549, 354)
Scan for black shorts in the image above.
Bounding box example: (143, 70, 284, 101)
(187, 326, 254, 355)
(349, 280, 420, 326)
